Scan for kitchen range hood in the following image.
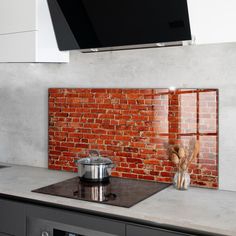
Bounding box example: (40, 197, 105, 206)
(47, 0, 192, 52)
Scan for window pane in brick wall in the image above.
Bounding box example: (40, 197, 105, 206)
(48, 88, 218, 189)
(199, 91, 217, 133)
(180, 92, 197, 134)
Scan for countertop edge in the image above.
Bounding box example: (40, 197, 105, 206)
(0, 192, 225, 236)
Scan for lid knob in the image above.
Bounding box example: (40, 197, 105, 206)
(89, 150, 100, 157)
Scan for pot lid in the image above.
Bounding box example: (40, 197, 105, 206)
(78, 150, 113, 165)
(78, 157, 113, 165)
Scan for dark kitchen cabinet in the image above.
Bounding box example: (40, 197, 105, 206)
(127, 225, 194, 236)
(26, 204, 126, 236)
(0, 233, 13, 236)
(0, 199, 26, 236)
(0, 197, 214, 236)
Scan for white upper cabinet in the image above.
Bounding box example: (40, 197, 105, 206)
(188, 0, 236, 45)
(0, 0, 36, 35)
(0, 0, 69, 62)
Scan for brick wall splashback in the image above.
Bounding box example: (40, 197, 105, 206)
(49, 88, 218, 189)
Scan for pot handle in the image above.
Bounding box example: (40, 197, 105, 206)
(110, 163, 116, 169)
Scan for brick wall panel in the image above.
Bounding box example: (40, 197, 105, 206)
(48, 88, 219, 189)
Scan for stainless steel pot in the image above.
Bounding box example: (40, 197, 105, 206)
(77, 150, 115, 182)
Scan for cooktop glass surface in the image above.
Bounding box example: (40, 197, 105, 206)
(32, 177, 170, 208)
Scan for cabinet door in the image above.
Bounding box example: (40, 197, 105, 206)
(0, 0, 36, 34)
(127, 225, 193, 236)
(0, 31, 36, 62)
(0, 198, 26, 236)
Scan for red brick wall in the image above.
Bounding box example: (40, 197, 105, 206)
(49, 88, 218, 188)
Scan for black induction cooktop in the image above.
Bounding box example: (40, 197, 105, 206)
(32, 177, 170, 208)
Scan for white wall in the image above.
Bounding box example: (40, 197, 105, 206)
(0, 43, 236, 191)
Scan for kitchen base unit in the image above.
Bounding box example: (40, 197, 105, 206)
(0, 197, 225, 236)
(0, 199, 26, 236)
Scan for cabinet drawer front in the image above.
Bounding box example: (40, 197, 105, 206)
(0, 0, 36, 34)
(0, 32, 36, 62)
(26, 205, 126, 236)
(127, 225, 193, 236)
(0, 199, 26, 236)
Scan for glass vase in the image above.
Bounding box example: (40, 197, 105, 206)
(173, 171, 190, 190)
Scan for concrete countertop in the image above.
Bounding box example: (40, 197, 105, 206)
(0, 163, 235, 236)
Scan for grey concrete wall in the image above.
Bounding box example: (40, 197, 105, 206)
(0, 43, 236, 191)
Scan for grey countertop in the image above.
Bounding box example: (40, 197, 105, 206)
(0, 163, 235, 236)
